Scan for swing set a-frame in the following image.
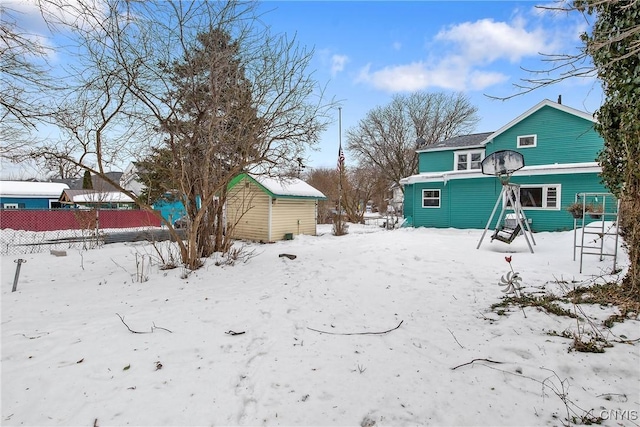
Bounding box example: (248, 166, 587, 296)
(476, 150, 536, 253)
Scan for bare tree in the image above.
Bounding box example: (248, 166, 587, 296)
(342, 165, 387, 224)
(488, 0, 639, 100)
(26, 0, 333, 269)
(346, 92, 479, 192)
(306, 167, 339, 224)
(0, 3, 56, 161)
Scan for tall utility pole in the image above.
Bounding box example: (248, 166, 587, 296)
(337, 107, 343, 223)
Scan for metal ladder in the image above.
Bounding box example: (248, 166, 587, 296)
(572, 192, 620, 273)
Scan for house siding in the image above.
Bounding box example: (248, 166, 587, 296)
(0, 197, 56, 209)
(152, 198, 186, 223)
(509, 172, 608, 231)
(447, 177, 501, 229)
(405, 172, 608, 232)
(227, 179, 270, 242)
(403, 101, 611, 233)
(411, 182, 451, 228)
(418, 150, 457, 173)
(486, 106, 601, 165)
(417, 106, 601, 175)
(406, 178, 498, 230)
(271, 199, 317, 240)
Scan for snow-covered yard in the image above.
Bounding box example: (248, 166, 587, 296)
(1, 224, 638, 426)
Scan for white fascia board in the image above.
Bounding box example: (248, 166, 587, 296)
(400, 162, 601, 185)
(416, 144, 485, 153)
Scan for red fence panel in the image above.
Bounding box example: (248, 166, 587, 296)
(97, 210, 162, 229)
(0, 209, 162, 232)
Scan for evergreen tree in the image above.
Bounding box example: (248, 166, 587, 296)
(152, 27, 262, 267)
(82, 170, 93, 190)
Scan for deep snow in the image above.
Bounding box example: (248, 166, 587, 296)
(1, 223, 638, 426)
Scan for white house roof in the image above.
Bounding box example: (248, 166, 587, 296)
(252, 175, 326, 199)
(400, 162, 601, 185)
(0, 181, 69, 198)
(70, 191, 134, 203)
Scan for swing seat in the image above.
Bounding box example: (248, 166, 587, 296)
(491, 223, 522, 244)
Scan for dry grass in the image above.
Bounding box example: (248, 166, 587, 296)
(566, 282, 640, 325)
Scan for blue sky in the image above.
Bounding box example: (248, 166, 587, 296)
(3, 0, 603, 179)
(255, 1, 603, 170)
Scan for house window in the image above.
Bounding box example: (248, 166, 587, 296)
(506, 184, 560, 210)
(517, 134, 537, 148)
(422, 189, 440, 208)
(455, 150, 484, 170)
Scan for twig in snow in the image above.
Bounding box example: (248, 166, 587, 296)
(152, 322, 173, 333)
(117, 313, 148, 334)
(116, 314, 171, 334)
(450, 358, 504, 370)
(451, 362, 603, 424)
(447, 328, 464, 349)
(307, 320, 403, 336)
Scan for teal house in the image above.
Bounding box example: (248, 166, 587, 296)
(400, 99, 610, 232)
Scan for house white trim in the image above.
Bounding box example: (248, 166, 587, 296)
(400, 162, 601, 185)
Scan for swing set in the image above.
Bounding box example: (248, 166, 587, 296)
(476, 150, 536, 253)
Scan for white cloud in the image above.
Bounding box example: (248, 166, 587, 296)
(392, 41, 402, 51)
(356, 58, 508, 93)
(468, 70, 509, 90)
(4, 0, 102, 32)
(435, 17, 551, 63)
(356, 16, 556, 93)
(4, 0, 110, 63)
(331, 54, 349, 76)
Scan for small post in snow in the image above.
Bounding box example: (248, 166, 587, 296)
(12, 259, 26, 292)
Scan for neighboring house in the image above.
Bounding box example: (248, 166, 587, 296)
(226, 173, 326, 242)
(387, 183, 404, 213)
(400, 99, 609, 232)
(0, 181, 69, 209)
(91, 171, 124, 192)
(152, 193, 187, 225)
(59, 189, 136, 209)
(120, 162, 146, 196)
(53, 171, 123, 192)
(120, 162, 185, 223)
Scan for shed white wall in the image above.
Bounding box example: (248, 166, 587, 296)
(271, 198, 317, 240)
(226, 177, 319, 242)
(227, 179, 270, 242)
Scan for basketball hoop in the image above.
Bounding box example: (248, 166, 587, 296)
(481, 150, 525, 184)
(477, 150, 535, 253)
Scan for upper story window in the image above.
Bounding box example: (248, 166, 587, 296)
(517, 134, 537, 148)
(455, 150, 483, 170)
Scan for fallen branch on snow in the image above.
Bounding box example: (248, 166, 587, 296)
(116, 313, 173, 334)
(451, 358, 503, 370)
(307, 320, 403, 336)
